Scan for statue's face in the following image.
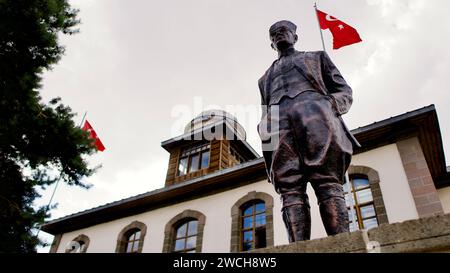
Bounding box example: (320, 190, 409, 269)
(270, 26, 297, 51)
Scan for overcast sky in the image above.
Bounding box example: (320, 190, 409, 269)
(35, 0, 450, 251)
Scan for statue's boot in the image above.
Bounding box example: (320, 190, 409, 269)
(319, 196, 350, 236)
(281, 202, 311, 243)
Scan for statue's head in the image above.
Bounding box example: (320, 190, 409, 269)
(269, 20, 298, 51)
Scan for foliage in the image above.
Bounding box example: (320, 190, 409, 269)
(0, 0, 96, 252)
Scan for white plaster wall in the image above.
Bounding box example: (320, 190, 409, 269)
(351, 144, 419, 223)
(306, 185, 327, 240)
(57, 181, 288, 253)
(286, 143, 422, 241)
(438, 187, 450, 214)
(56, 143, 420, 253)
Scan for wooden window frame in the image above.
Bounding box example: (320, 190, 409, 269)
(177, 142, 211, 176)
(124, 229, 142, 253)
(240, 201, 266, 251)
(347, 165, 389, 226)
(65, 234, 90, 253)
(173, 219, 198, 253)
(115, 221, 147, 253)
(346, 174, 378, 230)
(230, 192, 274, 253)
(163, 210, 206, 253)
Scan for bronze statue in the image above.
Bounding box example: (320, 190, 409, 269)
(257, 20, 360, 242)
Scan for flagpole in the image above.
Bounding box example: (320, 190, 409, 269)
(345, 172, 358, 232)
(36, 111, 88, 238)
(79, 111, 87, 128)
(314, 2, 327, 52)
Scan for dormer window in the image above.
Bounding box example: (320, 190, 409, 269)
(163, 110, 259, 186)
(177, 142, 210, 176)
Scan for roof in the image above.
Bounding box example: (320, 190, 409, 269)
(351, 105, 449, 188)
(41, 105, 449, 234)
(42, 158, 266, 234)
(183, 109, 245, 137)
(161, 119, 260, 159)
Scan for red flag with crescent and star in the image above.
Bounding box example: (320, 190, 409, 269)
(316, 9, 362, 49)
(82, 120, 106, 152)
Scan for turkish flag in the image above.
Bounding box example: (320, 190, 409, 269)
(316, 9, 362, 49)
(82, 120, 106, 152)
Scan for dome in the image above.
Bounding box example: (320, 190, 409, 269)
(184, 109, 246, 140)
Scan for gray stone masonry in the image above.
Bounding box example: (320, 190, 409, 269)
(251, 213, 450, 253)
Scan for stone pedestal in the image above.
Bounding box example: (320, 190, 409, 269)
(251, 213, 450, 253)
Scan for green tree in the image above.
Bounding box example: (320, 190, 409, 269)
(0, 0, 97, 252)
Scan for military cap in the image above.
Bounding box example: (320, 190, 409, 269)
(269, 20, 297, 35)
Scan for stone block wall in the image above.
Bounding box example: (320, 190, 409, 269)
(397, 137, 444, 217)
(251, 213, 450, 253)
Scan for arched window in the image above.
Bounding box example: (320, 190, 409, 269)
(173, 219, 198, 253)
(115, 221, 147, 253)
(123, 229, 142, 253)
(65, 234, 90, 253)
(347, 165, 389, 229)
(230, 192, 274, 252)
(162, 210, 206, 253)
(241, 200, 266, 251)
(345, 174, 379, 231)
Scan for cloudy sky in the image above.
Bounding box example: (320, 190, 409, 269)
(35, 0, 450, 251)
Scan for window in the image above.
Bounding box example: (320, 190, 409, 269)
(115, 221, 147, 253)
(65, 234, 90, 253)
(173, 219, 198, 253)
(200, 150, 209, 169)
(230, 192, 274, 252)
(345, 175, 379, 231)
(178, 157, 188, 176)
(163, 210, 206, 253)
(241, 201, 266, 251)
(177, 142, 210, 176)
(66, 241, 85, 253)
(124, 229, 141, 253)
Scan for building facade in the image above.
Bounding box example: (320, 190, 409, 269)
(42, 106, 450, 253)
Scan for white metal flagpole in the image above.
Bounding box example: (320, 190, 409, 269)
(79, 111, 88, 128)
(313, 2, 327, 52)
(345, 172, 358, 231)
(36, 111, 88, 238)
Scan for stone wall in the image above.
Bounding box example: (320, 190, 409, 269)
(397, 137, 444, 217)
(251, 213, 450, 253)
